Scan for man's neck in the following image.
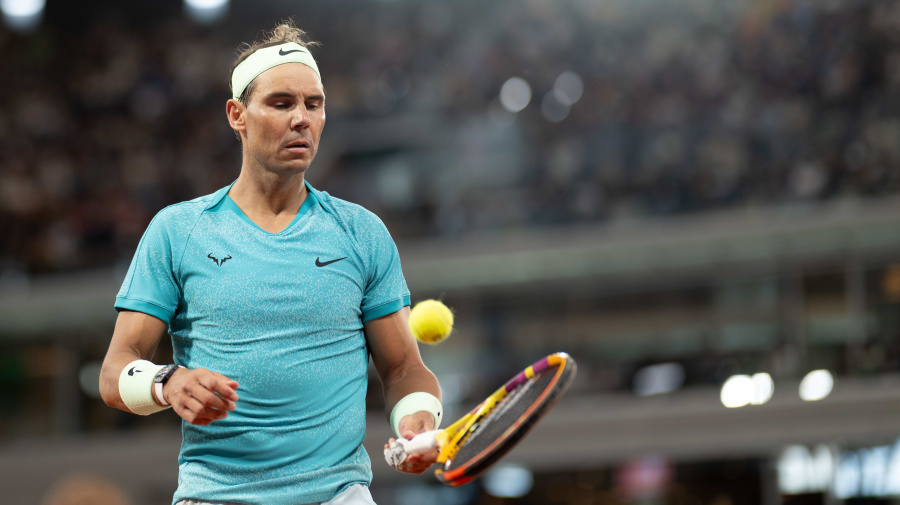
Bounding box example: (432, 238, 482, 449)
(228, 166, 308, 233)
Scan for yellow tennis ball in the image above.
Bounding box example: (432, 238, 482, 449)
(409, 300, 454, 344)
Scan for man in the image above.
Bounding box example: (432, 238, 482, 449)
(99, 22, 441, 505)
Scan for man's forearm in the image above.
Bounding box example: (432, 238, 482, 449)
(383, 363, 441, 415)
(100, 310, 168, 412)
(99, 350, 146, 412)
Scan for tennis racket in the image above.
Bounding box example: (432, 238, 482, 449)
(384, 352, 577, 486)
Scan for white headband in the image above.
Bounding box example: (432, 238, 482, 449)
(231, 42, 321, 101)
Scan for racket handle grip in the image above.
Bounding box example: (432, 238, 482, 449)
(384, 430, 440, 468)
(404, 430, 440, 454)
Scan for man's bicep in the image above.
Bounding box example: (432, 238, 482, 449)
(108, 309, 168, 363)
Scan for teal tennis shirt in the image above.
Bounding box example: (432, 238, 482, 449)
(115, 181, 411, 505)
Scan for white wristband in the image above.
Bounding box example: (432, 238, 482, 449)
(390, 392, 443, 438)
(118, 360, 168, 415)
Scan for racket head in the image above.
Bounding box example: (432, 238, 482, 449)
(434, 352, 577, 486)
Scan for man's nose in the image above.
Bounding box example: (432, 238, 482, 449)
(291, 105, 311, 128)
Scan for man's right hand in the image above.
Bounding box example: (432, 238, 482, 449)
(163, 368, 239, 425)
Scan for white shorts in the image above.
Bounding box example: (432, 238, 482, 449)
(176, 483, 377, 505)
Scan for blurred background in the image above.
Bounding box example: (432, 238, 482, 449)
(2, 0, 900, 503)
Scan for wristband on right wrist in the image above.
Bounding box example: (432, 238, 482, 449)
(390, 392, 443, 438)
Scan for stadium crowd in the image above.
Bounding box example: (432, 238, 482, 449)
(1, 0, 900, 275)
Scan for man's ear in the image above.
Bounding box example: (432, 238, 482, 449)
(226, 99, 246, 134)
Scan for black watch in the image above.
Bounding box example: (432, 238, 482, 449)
(153, 364, 180, 406)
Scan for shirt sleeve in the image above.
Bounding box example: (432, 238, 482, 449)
(114, 209, 182, 324)
(360, 217, 411, 322)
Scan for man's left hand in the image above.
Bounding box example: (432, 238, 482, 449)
(384, 411, 438, 474)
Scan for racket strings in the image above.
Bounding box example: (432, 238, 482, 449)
(448, 367, 557, 468)
(466, 375, 537, 441)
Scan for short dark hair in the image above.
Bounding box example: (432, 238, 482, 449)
(230, 20, 321, 106)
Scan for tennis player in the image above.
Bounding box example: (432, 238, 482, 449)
(99, 22, 441, 505)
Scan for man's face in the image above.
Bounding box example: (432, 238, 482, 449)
(236, 63, 325, 175)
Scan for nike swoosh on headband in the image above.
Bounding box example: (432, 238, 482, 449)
(232, 43, 321, 100)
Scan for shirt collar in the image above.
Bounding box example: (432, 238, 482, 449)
(204, 179, 318, 211)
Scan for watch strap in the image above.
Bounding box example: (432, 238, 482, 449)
(153, 364, 182, 407)
(155, 382, 168, 406)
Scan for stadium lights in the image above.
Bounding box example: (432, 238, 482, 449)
(751, 372, 774, 405)
(722, 370, 833, 407)
(553, 71, 583, 106)
(0, 0, 45, 33)
(721, 374, 753, 408)
(720, 373, 774, 408)
(499, 77, 532, 113)
(799, 369, 834, 401)
(633, 362, 685, 397)
(483, 464, 534, 498)
(184, 0, 228, 25)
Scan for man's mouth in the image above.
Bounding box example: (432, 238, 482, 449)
(285, 139, 311, 151)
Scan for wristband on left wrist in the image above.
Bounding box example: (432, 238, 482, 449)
(119, 360, 167, 415)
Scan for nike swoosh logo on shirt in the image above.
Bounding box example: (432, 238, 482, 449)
(316, 257, 347, 267)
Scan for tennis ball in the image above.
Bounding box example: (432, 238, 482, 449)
(409, 299, 454, 344)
